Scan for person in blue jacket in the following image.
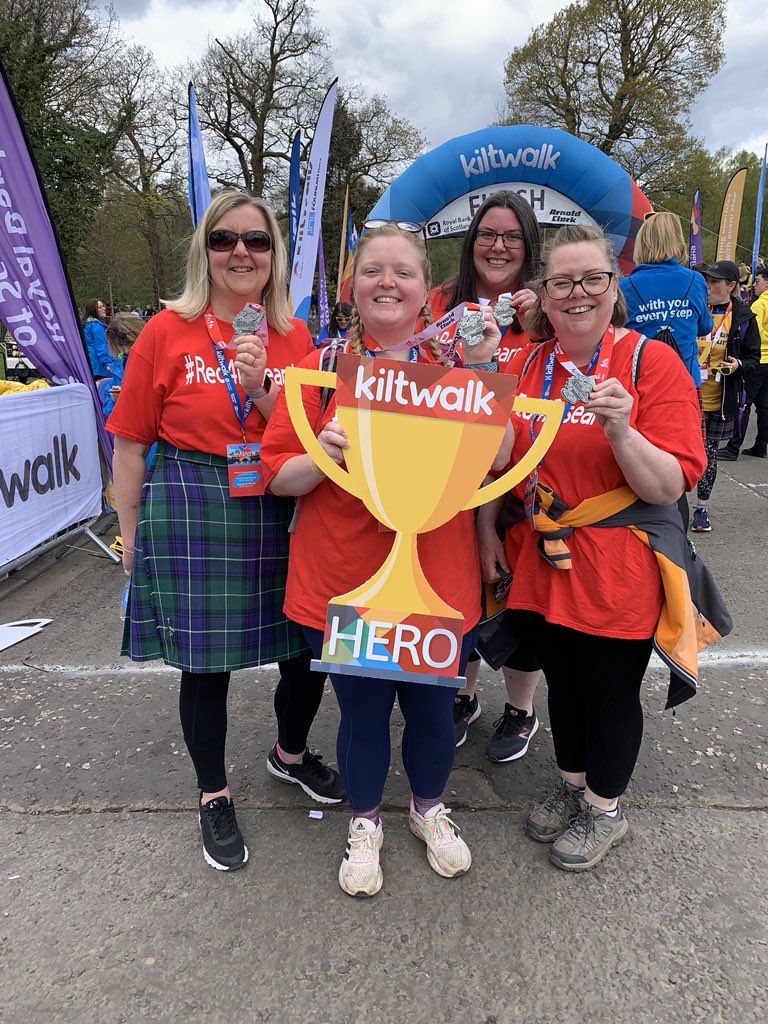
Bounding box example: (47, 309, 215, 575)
(82, 299, 112, 379)
(620, 212, 713, 385)
(100, 312, 146, 418)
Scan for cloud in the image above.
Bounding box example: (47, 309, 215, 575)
(690, 0, 768, 156)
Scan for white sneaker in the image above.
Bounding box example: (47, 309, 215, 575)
(338, 817, 383, 897)
(408, 802, 472, 878)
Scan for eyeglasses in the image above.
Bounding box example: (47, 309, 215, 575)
(475, 229, 526, 250)
(206, 229, 272, 253)
(543, 271, 615, 299)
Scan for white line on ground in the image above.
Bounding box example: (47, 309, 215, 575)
(1, 651, 767, 677)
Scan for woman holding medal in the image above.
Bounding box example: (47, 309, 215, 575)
(431, 191, 546, 762)
(479, 224, 710, 871)
(261, 223, 502, 897)
(109, 190, 343, 874)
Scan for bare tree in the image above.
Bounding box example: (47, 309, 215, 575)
(191, 0, 332, 196)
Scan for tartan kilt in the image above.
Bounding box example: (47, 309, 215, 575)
(122, 441, 307, 672)
(703, 411, 735, 444)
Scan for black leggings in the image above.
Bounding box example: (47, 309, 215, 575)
(520, 612, 653, 799)
(179, 652, 325, 792)
(697, 437, 720, 502)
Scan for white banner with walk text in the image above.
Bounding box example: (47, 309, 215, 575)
(0, 383, 102, 569)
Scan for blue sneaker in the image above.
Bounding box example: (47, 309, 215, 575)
(691, 506, 712, 532)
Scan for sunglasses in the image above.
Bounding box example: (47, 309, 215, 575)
(362, 219, 428, 248)
(206, 229, 272, 253)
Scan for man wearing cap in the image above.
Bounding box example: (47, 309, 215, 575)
(719, 264, 768, 461)
(691, 260, 760, 531)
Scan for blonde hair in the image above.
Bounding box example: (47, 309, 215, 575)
(106, 312, 145, 357)
(633, 212, 687, 265)
(347, 224, 440, 358)
(527, 225, 627, 339)
(164, 190, 292, 334)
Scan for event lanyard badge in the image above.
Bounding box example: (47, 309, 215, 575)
(203, 306, 266, 497)
(523, 325, 615, 524)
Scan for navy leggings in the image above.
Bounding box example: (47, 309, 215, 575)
(304, 626, 478, 812)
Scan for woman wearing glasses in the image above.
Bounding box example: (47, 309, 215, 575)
(262, 222, 502, 897)
(328, 301, 353, 340)
(431, 191, 546, 764)
(479, 224, 708, 871)
(108, 190, 343, 874)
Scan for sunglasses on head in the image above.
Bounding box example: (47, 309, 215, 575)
(362, 219, 428, 248)
(206, 229, 272, 253)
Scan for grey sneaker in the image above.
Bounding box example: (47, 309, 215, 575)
(549, 801, 629, 871)
(525, 778, 583, 843)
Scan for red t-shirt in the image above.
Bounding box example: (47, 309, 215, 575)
(260, 345, 482, 634)
(428, 285, 531, 373)
(107, 309, 314, 454)
(505, 330, 707, 639)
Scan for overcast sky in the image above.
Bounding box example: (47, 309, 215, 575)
(112, 0, 767, 159)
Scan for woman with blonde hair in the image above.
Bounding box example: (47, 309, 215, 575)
(261, 223, 503, 896)
(620, 212, 712, 384)
(108, 190, 343, 874)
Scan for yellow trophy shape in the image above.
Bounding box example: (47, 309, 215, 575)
(285, 354, 562, 684)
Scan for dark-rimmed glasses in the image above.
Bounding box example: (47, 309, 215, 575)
(543, 272, 615, 299)
(206, 229, 272, 253)
(475, 228, 525, 250)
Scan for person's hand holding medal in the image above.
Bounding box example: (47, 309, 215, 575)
(232, 303, 270, 398)
(458, 304, 502, 363)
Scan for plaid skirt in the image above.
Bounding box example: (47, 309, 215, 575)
(122, 441, 307, 672)
(703, 411, 735, 443)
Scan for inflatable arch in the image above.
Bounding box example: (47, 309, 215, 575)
(367, 125, 652, 273)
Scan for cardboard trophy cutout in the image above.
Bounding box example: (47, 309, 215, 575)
(285, 354, 562, 685)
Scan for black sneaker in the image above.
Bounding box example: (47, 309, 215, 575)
(453, 694, 481, 748)
(743, 446, 767, 458)
(198, 794, 248, 872)
(717, 446, 738, 461)
(266, 744, 345, 804)
(486, 704, 539, 762)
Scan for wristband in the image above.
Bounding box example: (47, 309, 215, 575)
(310, 461, 325, 479)
(249, 375, 273, 400)
(466, 359, 499, 373)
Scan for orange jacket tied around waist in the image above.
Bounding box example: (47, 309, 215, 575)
(531, 484, 732, 709)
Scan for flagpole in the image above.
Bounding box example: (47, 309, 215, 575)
(337, 185, 349, 298)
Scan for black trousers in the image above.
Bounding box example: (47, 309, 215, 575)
(178, 652, 326, 792)
(519, 612, 653, 799)
(729, 364, 768, 451)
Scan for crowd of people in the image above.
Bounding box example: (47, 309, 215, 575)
(103, 187, 755, 896)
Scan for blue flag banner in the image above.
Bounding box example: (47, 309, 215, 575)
(0, 60, 112, 468)
(188, 82, 212, 228)
(316, 228, 330, 343)
(348, 211, 358, 253)
(690, 190, 703, 269)
(752, 145, 767, 279)
(289, 79, 338, 321)
(289, 131, 301, 267)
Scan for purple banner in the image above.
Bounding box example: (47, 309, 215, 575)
(0, 62, 112, 468)
(752, 145, 766, 279)
(689, 189, 703, 269)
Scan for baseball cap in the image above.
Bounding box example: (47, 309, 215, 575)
(703, 260, 740, 282)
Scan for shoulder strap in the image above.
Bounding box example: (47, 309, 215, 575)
(518, 341, 547, 386)
(632, 334, 651, 388)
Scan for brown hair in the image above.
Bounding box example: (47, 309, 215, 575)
(106, 312, 145, 357)
(348, 224, 440, 358)
(527, 225, 627, 339)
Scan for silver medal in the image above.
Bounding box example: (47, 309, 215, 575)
(561, 374, 596, 405)
(459, 309, 486, 349)
(493, 297, 516, 327)
(232, 303, 264, 338)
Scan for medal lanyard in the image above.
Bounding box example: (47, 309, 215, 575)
(203, 306, 253, 443)
(363, 340, 419, 362)
(703, 302, 732, 364)
(524, 326, 615, 524)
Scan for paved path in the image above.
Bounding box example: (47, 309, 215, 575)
(1, 448, 766, 1024)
